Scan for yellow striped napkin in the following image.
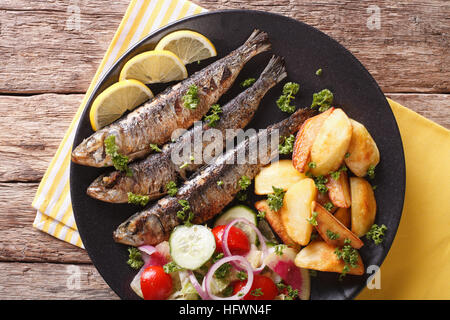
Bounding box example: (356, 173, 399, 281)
(32, 0, 207, 248)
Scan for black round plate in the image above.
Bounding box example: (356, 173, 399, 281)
(71, 10, 405, 300)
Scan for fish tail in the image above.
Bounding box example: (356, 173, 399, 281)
(258, 55, 287, 84)
(240, 29, 271, 61)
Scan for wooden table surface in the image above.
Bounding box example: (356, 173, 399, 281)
(0, 0, 448, 299)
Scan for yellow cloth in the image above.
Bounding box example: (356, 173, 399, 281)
(32, 0, 450, 299)
(357, 99, 450, 300)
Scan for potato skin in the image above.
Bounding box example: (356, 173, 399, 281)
(280, 178, 317, 246)
(294, 241, 364, 275)
(310, 109, 353, 176)
(345, 119, 380, 177)
(350, 177, 377, 237)
(334, 207, 351, 229)
(326, 171, 351, 208)
(254, 160, 305, 195)
(292, 108, 334, 173)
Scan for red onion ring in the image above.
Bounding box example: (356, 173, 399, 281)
(187, 271, 210, 300)
(204, 255, 254, 300)
(222, 218, 267, 273)
(138, 245, 157, 267)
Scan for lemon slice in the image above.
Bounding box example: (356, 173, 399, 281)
(119, 50, 188, 84)
(155, 30, 216, 65)
(90, 79, 153, 131)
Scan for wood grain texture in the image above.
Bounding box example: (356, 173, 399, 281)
(0, 182, 90, 263)
(0, 262, 118, 299)
(0, 0, 448, 93)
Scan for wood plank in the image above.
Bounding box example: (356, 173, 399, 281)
(0, 0, 448, 93)
(0, 93, 448, 183)
(0, 182, 91, 263)
(0, 262, 118, 299)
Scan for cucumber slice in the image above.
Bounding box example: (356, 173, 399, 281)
(214, 205, 258, 244)
(169, 225, 216, 270)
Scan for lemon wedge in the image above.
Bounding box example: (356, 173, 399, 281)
(155, 30, 216, 65)
(119, 50, 188, 84)
(89, 79, 153, 131)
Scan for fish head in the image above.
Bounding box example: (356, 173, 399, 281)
(72, 131, 109, 167)
(86, 171, 131, 203)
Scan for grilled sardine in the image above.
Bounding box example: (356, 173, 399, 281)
(113, 108, 314, 246)
(87, 56, 287, 203)
(72, 30, 271, 167)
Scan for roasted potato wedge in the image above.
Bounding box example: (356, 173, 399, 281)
(294, 241, 364, 275)
(310, 109, 352, 176)
(254, 160, 305, 195)
(326, 171, 351, 208)
(334, 207, 351, 229)
(350, 177, 377, 237)
(280, 178, 317, 246)
(254, 200, 299, 250)
(316, 191, 337, 213)
(345, 119, 380, 177)
(313, 202, 363, 249)
(292, 108, 334, 173)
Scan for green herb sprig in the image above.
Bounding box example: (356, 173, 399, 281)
(276, 82, 300, 113)
(104, 135, 132, 176)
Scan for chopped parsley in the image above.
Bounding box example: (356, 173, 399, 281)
(267, 186, 286, 212)
(345, 152, 351, 158)
(127, 192, 150, 206)
(236, 271, 248, 281)
(315, 68, 323, 76)
(213, 253, 231, 279)
(312, 175, 328, 193)
(326, 230, 340, 240)
(330, 165, 348, 180)
(176, 200, 194, 226)
(307, 211, 318, 226)
(182, 84, 199, 109)
(323, 202, 334, 211)
(276, 82, 300, 113)
(276, 282, 299, 300)
(250, 288, 263, 297)
(372, 185, 378, 190)
(274, 244, 288, 256)
(163, 261, 183, 273)
(367, 165, 376, 179)
(366, 224, 387, 245)
(334, 239, 359, 279)
(310, 89, 333, 112)
(126, 247, 144, 270)
(257, 210, 266, 220)
(278, 134, 295, 155)
(217, 180, 224, 186)
(104, 135, 132, 176)
(204, 104, 222, 127)
(308, 161, 317, 169)
(165, 181, 178, 197)
(238, 175, 251, 190)
(240, 78, 256, 88)
(150, 143, 162, 152)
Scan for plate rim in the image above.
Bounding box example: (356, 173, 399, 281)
(70, 9, 406, 300)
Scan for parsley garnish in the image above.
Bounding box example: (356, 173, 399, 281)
(315, 68, 323, 76)
(250, 288, 263, 297)
(204, 104, 222, 127)
(150, 143, 162, 152)
(274, 244, 287, 256)
(238, 175, 251, 190)
(166, 181, 178, 197)
(308, 161, 317, 168)
(367, 165, 376, 179)
(163, 261, 183, 273)
(312, 175, 328, 193)
(127, 192, 150, 206)
(278, 134, 295, 155)
(276, 82, 300, 113)
(324, 202, 334, 211)
(310, 89, 333, 112)
(307, 211, 318, 226)
(240, 78, 256, 88)
(366, 224, 387, 245)
(217, 180, 224, 186)
(330, 165, 348, 180)
(345, 152, 351, 158)
(326, 230, 340, 240)
(176, 200, 194, 226)
(236, 271, 248, 281)
(104, 135, 132, 176)
(267, 186, 286, 211)
(182, 84, 199, 109)
(257, 210, 266, 220)
(334, 240, 359, 279)
(213, 253, 231, 279)
(126, 247, 144, 270)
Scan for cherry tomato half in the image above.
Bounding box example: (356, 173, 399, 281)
(232, 275, 278, 300)
(212, 225, 250, 256)
(140, 265, 173, 300)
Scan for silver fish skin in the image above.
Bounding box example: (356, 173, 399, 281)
(87, 56, 287, 203)
(72, 30, 271, 167)
(113, 107, 315, 246)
